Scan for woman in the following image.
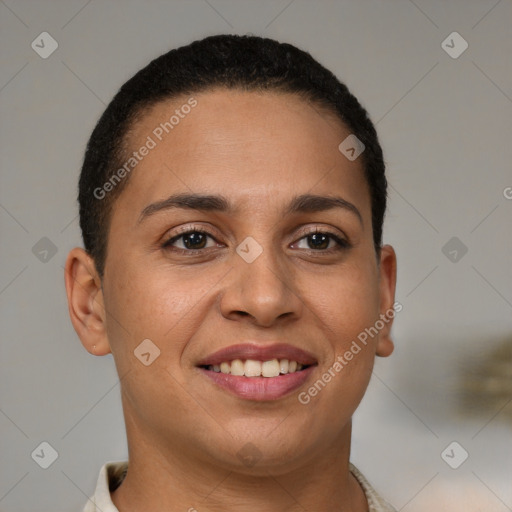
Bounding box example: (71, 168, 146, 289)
(65, 34, 398, 511)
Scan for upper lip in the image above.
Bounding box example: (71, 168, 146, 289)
(197, 343, 318, 367)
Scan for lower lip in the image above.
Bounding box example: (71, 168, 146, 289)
(198, 366, 315, 401)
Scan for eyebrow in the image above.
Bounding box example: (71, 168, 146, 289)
(138, 192, 363, 225)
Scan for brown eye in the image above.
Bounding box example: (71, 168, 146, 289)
(294, 231, 349, 251)
(305, 232, 330, 250)
(163, 230, 216, 251)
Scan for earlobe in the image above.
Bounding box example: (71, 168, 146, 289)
(376, 245, 397, 358)
(64, 248, 111, 356)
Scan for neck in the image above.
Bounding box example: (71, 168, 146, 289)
(112, 410, 368, 512)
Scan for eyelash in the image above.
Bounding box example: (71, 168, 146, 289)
(161, 225, 350, 255)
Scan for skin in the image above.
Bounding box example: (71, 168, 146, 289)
(65, 89, 397, 511)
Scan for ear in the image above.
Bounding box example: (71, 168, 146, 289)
(376, 244, 397, 358)
(64, 247, 111, 356)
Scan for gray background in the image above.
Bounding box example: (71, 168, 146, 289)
(1, 1, 511, 510)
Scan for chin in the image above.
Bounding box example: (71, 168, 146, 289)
(205, 424, 322, 476)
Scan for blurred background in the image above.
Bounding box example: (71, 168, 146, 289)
(1, 1, 511, 510)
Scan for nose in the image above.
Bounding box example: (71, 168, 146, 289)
(219, 244, 303, 328)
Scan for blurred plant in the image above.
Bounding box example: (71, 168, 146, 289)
(459, 335, 512, 423)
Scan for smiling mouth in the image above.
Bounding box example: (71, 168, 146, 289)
(198, 362, 316, 401)
(196, 343, 318, 400)
(200, 358, 312, 377)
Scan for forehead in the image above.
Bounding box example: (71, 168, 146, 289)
(114, 89, 370, 220)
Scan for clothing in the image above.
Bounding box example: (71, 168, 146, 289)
(83, 461, 397, 512)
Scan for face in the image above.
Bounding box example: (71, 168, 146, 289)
(67, 89, 396, 475)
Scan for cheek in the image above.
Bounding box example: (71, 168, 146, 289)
(103, 261, 225, 365)
(302, 256, 379, 404)
(102, 264, 210, 418)
(309, 257, 381, 344)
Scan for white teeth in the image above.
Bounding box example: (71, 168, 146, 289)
(244, 359, 262, 377)
(230, 359, 244, 376)
(207, 358, 306, 377)
(262, 359, 280, 377)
